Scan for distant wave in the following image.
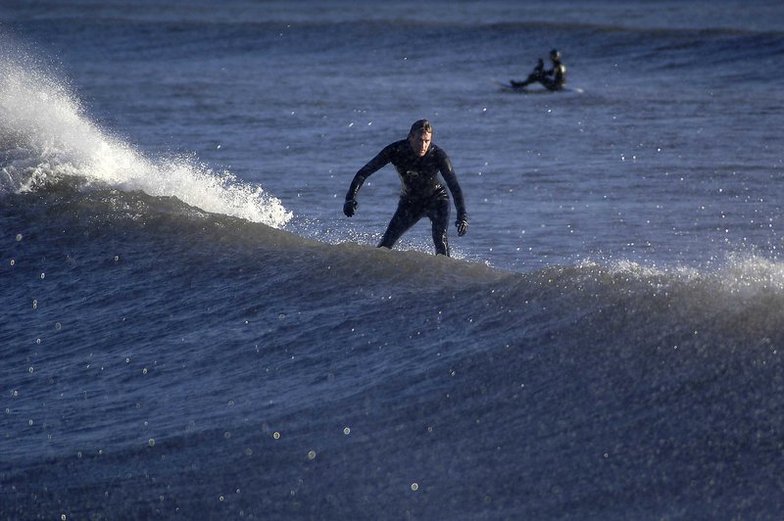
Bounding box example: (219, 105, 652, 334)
(146, 18, 784, 39)
(6, 0, 783, 38)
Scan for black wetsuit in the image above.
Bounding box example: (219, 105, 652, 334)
(546, 60, 567, 90)
(345, 139, 467, 256)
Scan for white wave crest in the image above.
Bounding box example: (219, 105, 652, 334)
(0, 48, 291, 228)
(584, 254, 784, 298)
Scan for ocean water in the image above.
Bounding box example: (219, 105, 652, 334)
(2, 1, 784, 519)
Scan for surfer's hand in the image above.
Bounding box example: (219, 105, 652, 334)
(343, 199, 358, 217)
(455, 218, 468, 237)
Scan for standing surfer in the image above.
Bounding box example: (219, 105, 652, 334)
(343, 119, 469, 256)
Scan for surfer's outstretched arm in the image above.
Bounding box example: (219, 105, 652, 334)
(343, 146, 392, 217)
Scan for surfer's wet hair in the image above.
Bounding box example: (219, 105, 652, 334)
(408, 119, 433, 137)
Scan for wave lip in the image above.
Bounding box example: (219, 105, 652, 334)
(0, 46, 291, 228)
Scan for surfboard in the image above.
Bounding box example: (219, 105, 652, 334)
(495, 80, 528, 93)
(494, 80, 583, 94)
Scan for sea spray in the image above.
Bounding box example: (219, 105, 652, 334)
(0, 46, 291, 227)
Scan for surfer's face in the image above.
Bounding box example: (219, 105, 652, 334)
(408, 131, 431, 157)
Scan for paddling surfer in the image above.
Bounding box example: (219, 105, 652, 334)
(511, 49, 567, 91)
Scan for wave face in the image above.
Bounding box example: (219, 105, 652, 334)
(2, 1, 784, 520)
(2, 187, 784, 520)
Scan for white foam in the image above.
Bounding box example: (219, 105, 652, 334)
(713, 253, 784, 296)
(0, 51, 291, 228)
(581, 254, 784, 298)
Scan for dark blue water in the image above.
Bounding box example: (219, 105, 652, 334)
(2, 1, 784, 520)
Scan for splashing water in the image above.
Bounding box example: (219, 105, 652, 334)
(0, 48, 292, 227)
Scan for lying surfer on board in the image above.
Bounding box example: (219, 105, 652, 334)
(510, 49, 567, 91)
(343, 119, 469, 257)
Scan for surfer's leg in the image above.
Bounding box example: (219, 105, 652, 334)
(518, 72, 543, 87)
(378, 199, 421, 250)
(428, 197, 451, 256)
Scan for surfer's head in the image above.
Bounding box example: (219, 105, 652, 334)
(408, 119, 432, 157)
(550, 49, 561, 61)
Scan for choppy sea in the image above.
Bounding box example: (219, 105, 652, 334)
(2, 1, 784, 519)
